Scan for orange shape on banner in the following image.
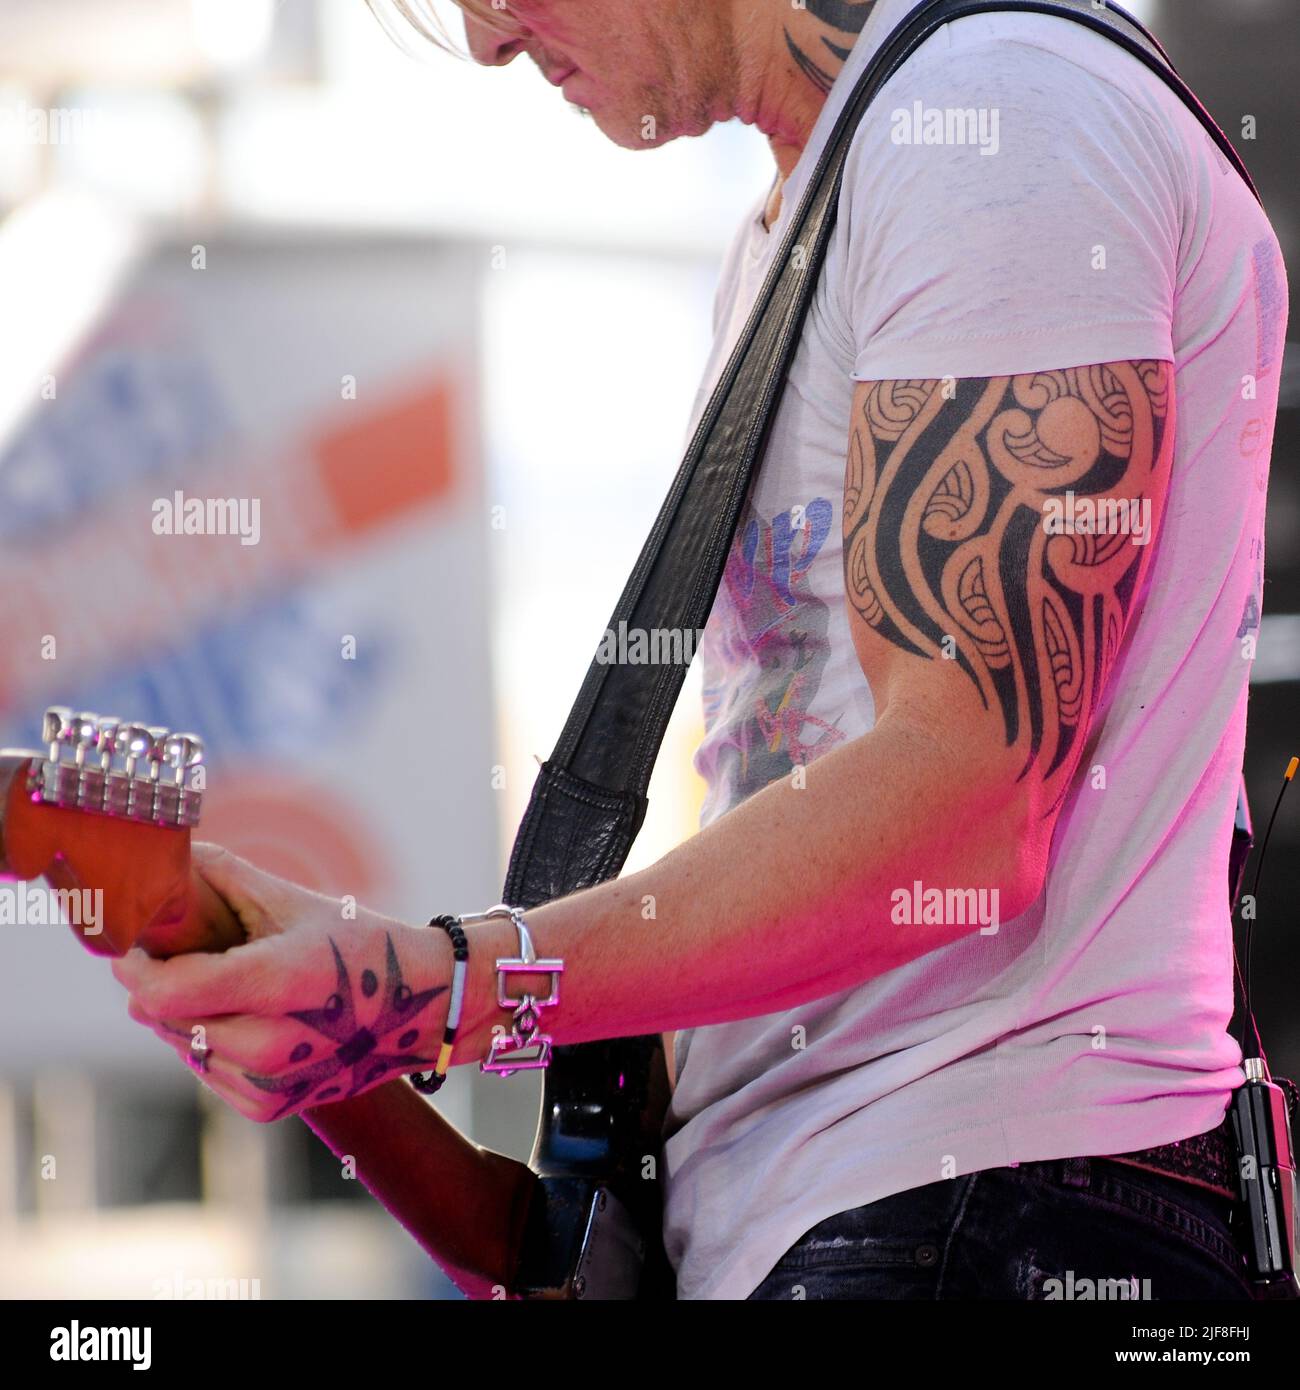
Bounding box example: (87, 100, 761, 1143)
(313, 376, 458, 538)
(196, 770, 387, 901)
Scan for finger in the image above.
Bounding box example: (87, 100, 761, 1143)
(182, 1048, 285, 1123)
(191, 843, 340, 941)
(181, 1037, 341, 1123)
(127, 996, 212, 1060)
(126, 997, 217, 1056)
(127, 1003, 285, 1122)
(112, 940, 276, 1017)
(128, 1004, 309, 1078)
(127, 994, 179, 1034)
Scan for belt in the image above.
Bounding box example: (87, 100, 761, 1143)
(1101, 1113, 1238, 1202)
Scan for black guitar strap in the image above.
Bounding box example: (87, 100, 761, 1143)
(500, 0, 1266, 1297)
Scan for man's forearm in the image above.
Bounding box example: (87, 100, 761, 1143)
(451, 707, 1044, 1065)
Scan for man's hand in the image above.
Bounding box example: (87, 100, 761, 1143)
(112, 845, 452, 1122)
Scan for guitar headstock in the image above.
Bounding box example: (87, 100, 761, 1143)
(27, 706, 205, 828)
(0, 707, 238, 958)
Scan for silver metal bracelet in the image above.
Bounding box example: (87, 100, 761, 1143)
(460, 903, 564, 1076)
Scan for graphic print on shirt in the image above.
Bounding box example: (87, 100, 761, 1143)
(695, 495, 847, 822)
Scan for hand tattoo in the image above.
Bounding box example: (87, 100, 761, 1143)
(245, 934, 446, 1118)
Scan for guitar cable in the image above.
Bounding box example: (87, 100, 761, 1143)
(1228, 755, 1298, 1295)
(1235, 756, 1296, 1057)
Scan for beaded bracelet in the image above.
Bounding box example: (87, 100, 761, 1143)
(408, 913, 468, 1095)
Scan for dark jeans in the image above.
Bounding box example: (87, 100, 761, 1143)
(747, 1156, 1256, 1300)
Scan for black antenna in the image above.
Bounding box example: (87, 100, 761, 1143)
(1237, 755, 1298, 1058)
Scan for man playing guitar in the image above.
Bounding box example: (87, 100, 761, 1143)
(109, 0, 1288, 1299)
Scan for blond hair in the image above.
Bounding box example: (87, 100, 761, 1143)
(365, 0, 530, 58)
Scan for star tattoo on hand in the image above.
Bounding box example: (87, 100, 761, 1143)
(245, 933, 446, 1119)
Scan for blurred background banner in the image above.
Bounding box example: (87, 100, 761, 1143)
(0, 227, 495, 1064)
(0, 0, 725, 1300)
(0, 220, 505, 1294)
(0, 0, 1294, 1300)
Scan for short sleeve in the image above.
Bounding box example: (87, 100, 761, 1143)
(840, 36, 1182, 382)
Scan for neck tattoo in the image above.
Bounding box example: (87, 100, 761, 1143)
(784, 0, 876, 95)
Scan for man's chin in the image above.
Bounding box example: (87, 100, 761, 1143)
(576, 107, 678, 151)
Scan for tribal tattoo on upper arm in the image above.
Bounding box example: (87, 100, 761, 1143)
(843, 363, 1174, 802)
(786, 0, 876, 94)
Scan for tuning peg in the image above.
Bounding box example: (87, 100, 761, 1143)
(115, 724, 152, 780)
(42, 705, 73, 761)
(144, 726, 171, 782)
(70, 712, 100, 768)
(94, 717, 123, 773)
(162, 733, 204, 788)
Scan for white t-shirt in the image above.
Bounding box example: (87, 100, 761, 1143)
(662, 0, 1288, 1301)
